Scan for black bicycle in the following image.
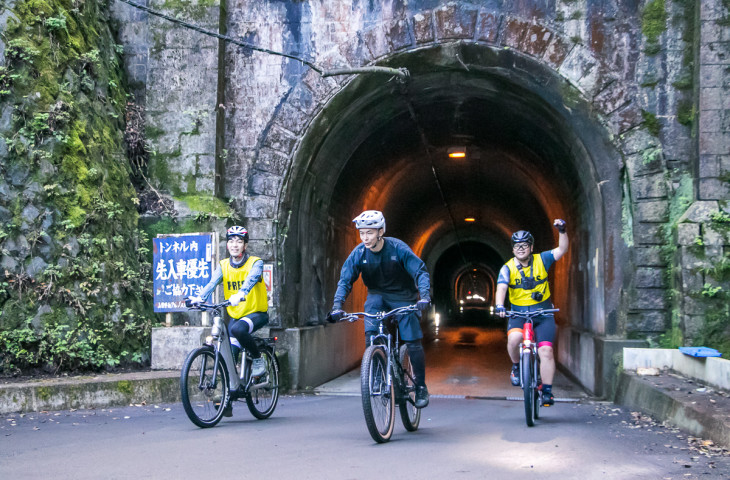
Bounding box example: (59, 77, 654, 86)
(180, 300, 280, 427)
(339, 305, 422, 443)
(506, 308, 559, 427)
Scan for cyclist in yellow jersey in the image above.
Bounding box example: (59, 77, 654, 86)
(189, 226, 269, 384)
(495, 219, 568, 406)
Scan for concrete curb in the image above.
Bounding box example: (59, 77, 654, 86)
(0, 371, 180, 414)
(615, 371, 730, 449)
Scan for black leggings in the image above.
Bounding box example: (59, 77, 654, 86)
(405, 341, 426, 388)
(230, 312, 269, 358)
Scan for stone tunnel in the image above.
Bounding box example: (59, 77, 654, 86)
(110, 0, 730, 397)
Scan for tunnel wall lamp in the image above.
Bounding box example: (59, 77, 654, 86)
(464, 217, 476, 222)
(448, 146, 466, 158)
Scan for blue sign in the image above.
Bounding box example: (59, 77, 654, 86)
(153, 233, 214, 312)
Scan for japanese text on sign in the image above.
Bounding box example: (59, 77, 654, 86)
(153, 234, 214, 312)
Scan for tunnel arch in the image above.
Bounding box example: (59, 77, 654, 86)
(269, 32, 659, 392)
(278, 39, 622, 319)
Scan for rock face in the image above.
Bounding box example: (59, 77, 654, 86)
(0, 1, 154, 372)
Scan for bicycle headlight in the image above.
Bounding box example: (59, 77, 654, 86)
(205, 335, 214, 345)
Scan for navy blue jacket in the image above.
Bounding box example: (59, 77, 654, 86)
(333, 237, 431, 309)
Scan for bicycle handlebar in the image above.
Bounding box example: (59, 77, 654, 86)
(340, 304, 419, 323)
(506, 308, 559, 318)
(185, 298, 231, 311)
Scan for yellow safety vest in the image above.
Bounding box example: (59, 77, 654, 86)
(506, 254, 551, 307)
(221, 256, 268, 318)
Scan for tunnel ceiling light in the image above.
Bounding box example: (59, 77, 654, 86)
(464, 217, 476, 222)
(448, 146, 466, 158)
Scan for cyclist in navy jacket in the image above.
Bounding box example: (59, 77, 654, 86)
(330, 210, 432, 408)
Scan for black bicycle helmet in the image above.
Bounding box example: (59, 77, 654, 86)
(511, 230, 534, 246)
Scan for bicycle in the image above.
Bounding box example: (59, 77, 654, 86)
(180, 300, 280, 427)
(339, 304, 422, 443)
(506, 308, 559, 427)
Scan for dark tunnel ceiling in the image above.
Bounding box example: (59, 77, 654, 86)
(329, 81, 579, 258)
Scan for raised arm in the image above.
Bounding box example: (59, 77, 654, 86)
(552, 219, 569, 261)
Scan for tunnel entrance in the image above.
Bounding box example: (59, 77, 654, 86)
(279, 43, 623, 394)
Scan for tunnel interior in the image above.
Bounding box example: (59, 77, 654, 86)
(281, 44, 619, 352)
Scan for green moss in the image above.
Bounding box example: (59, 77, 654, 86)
(559, 79, 582, 109)
(148, 150, 181, 193)
(641, 0, 667, 45)
(569, 11, 582, 20)
(641, 146, 662, 165)
(672, 74, 693, 91)
(668, 175, 693, 222)
(0, 0, 154, 374)
(641, 110, 662, 136)
(116, 380, 134, 395)
(160, 0, 218, 20)
(36, 386, 52, 401)
(676, 99, 695, 126)
(176, 194, 234, 218)
(145, 125, 166, 140)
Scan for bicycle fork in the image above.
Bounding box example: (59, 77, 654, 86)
(370, 324, 393, 396)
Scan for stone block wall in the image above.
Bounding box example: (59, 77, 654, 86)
(112, 0, 221, 198)
(699, 0, 730, 202)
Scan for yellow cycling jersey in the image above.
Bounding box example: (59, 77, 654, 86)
(505, 254, 551, 307)
(221, 256, 268, 318)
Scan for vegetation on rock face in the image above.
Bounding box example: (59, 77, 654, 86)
(0, 0, 154, 374)
(656, 174, 730, 357)
(641, 0, 667, 55)
(690, 207, 730, 356)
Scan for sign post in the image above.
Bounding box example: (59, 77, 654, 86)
(153, 233, 216, 324)
(263, 263, 273, 307)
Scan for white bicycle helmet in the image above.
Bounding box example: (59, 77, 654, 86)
(226, 225, 249, 242)
(353, 210, 386, 232)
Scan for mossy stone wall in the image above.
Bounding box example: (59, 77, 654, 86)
(0, 0, 154, 373)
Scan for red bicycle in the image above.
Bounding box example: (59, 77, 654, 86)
(507, 308, 559, 426)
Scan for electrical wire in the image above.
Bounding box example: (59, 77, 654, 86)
(118, 0, 409, 81)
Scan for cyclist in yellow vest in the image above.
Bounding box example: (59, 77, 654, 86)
(190, 226, 269, 381)
(495, 219, 568, 406)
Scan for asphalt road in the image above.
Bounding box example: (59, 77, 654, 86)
(2, 394, 728, 479)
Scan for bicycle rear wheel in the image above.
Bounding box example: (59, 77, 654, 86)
(246, 348, 280, 419)
(180, 346, 229, 428)
(360, 345, 395, 443)
(521, 350, 536, 427)
(398, 344, 421, 432)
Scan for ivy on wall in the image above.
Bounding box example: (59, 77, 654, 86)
(0, 0, 154, 374)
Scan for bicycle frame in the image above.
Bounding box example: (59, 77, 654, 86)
(345, 305, 418, 403)
(195, 302, 273, 394)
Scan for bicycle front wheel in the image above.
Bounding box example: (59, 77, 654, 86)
(534, 356, 541, 419)
(180, 346, 230, 428)
(246, 348, 280, 419)
(360, 345, 395, 443)
(398, 344, 421, 432)
(521, 350, 536, 427)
